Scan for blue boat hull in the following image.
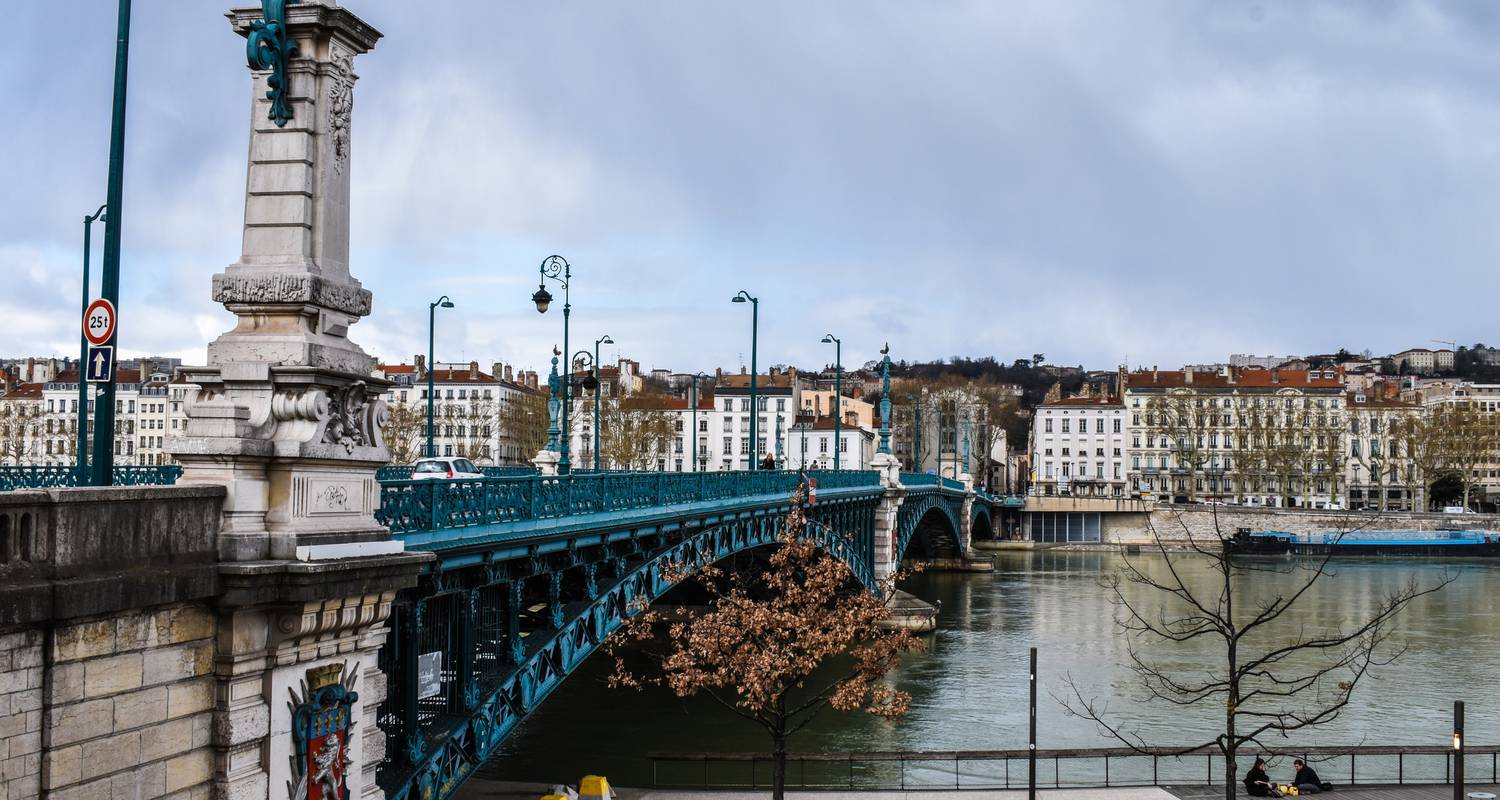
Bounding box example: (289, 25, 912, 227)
(1227, 530, 1500, 558)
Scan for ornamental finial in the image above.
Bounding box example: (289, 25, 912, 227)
(545, 347, 562, 452)
(247, 0, 299, 127)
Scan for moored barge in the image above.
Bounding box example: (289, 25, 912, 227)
(1226, 528, 1500, 558)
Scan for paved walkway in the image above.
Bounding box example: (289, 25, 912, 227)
(456, 779, 1500, 799)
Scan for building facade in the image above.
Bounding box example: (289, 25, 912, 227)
(1030, 394, 1127, 497)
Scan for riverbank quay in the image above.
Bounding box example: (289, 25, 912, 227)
(455, 780, 1499, 799)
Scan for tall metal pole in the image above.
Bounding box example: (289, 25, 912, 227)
(91, 0, 133, 486)
(78, 205, 106, 482)
(733, 291, 759, 470)
(690, 376, 699, 473)
(750, 298, 758, 469)
(561, 293, 571, 473)
(1029, 646, 1037, 800)
(823, 334, 842, 470)
(425, 296, 453, 458)
(592, 334, 612, 471)
(426, 304, 436, 457)
(1454, 700, 1465, 800)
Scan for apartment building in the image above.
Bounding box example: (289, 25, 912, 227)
(1030, 394, 1127, 498)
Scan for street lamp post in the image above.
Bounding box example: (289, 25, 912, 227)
(592, 334, 613, 471)
(821, 333, 842, 470)
(90, 0, 133, 486)
(731, 291, 759, 469)
(533, 256, 574, 473)
(878, 344, 892, 457)
(690, 372, 708, 472)
(77, 204, 106, 482)
(569, 349, 601, 469)
(904, 393, 923, 473)
(425, 296, 454, 458)
(962, 411, 971, 478)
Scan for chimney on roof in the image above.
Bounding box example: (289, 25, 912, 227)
(469, 360, 478, 379)
(504, 365, 514, 382)
(1271, 367, 1281, 384)
(415, 354, 426, 374)
(1152, 366, 1158, 383)
(1184, 367, 1194, 385)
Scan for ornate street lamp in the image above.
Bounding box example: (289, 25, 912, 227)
(731, 291, 759, 469)
(878, 343, 893, 457)
(821, 333, 842, 470)
(534, 255, 574, 473)
(426, 295, 455, 458)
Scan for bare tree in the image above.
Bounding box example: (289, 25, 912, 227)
(599, 396, 677, 471)
(609, 487, 923, 800)
(382, 403, 426, 464)
(0, 399, 41, 465)
(500, 390, 548, 466)
(1437, 400, 1500, 510)
(439, 397, 498, 463)
(1392, 412, 1445, 512)
(1060, 512, 1452, 800)
(1145, 392, 1214, 502)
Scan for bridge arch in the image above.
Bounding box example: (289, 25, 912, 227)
(379, 494, 878, 800)
(895, 492, 963, 562)
(971, 503, 994, 541)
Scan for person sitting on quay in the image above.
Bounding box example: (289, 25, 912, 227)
(1291, 758, 1329, 794)
(1243, 757, 1281, 797)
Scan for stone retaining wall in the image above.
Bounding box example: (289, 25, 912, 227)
(1104, 505, 1500, 544)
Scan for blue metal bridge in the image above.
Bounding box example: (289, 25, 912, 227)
(369, 467, 1013, 800)
(0, 464, 1018, 800)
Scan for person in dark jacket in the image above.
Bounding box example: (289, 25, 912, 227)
(1292, 759, 1325, 793)
(1244, 757, 1280, 796)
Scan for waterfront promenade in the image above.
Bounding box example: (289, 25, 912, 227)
(458, 780, 1500, 799)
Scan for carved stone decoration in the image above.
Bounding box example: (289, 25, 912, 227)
(212, 273, 374, 317)
(286, 662, 360, 800)
(324, 381, 370, 453)
(328, 45, 355, 175)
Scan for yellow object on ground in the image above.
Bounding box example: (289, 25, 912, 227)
(539, 795, 570, 800)
(579, 775, 611, 800)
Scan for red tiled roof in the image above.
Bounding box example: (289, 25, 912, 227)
(428, 369, 496, 383)
(1042, 396, 1122, 407)
(1126, 367, 1342, 390)
(5, 383, 43, 399)
(1346, 391, 1418, 409)
(51, 368, 143, 385)
(379, 363, 418, 374)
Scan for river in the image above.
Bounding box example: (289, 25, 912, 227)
(476, 551, 1500, 787)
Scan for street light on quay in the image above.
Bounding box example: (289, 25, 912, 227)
(821, 333, 842, 470)
(426, 295, 454, 458)
(591, 334, 613, 471)
(731, 290, 759, 470)
(533, 255, 575, 473)
(77, 204, 107, 483)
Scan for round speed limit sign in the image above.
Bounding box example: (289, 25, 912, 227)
(84, 298, 116, 346)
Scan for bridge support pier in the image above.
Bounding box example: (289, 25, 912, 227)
(164, 5, 432, 800)
(870, 452, 904, 589)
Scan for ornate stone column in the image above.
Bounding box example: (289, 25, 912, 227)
(172, 0, 389, 562)
(168, 4, 431, 800)
(870, 451, 904, 589)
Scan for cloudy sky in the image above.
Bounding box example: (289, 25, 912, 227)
(7, 1, 1500, 376)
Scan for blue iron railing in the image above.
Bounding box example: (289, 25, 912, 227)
(900, 472, 966, 492)
(376, 469, 879, 534)
(0, 465, 182, 492)
(374, 465, 541, 481)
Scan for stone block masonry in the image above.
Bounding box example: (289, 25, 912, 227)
(1100, 505, 1500, 545)
(38, 603, 216, 800)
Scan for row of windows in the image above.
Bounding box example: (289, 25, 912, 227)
(1043, 418, 1122, 434)
(720, 397, 789, 412)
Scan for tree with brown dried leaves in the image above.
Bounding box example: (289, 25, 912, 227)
(1059, 510, 1453, 800)
(608, 488, 924, 799)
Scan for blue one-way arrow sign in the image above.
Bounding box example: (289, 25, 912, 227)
(85, 345, 115, 383)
